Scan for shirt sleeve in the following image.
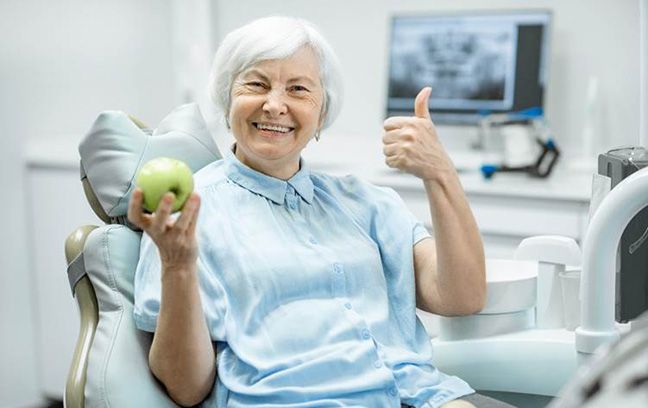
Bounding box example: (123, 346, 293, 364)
(376, 184, 432, 247)
(132, 232, 163, 333)
(324, 175, 431, 254)
(335, 175, 431, 246)
(132, 229, 229, 341)
(407, 201, 433, 246)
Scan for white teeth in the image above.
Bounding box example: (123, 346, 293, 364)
(255, 123, 292, 133)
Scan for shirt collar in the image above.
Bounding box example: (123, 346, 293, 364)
(224, 145, 314, 205)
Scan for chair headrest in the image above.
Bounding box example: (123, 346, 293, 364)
(79, 103, 221, 223)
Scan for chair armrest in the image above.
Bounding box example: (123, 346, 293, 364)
(64, 225, 99, 408)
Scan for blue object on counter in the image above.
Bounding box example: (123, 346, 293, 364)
(479, 137, 560, 180)
(480, 164, 499, 179)
(515, 106, 544, 119)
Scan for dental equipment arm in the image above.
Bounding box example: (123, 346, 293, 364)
(515, 236, 582, 329)
(576, 166, 648, 355)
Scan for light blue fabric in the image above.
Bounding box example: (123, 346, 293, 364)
(133, 147, 474, 407)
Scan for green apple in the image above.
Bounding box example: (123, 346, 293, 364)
(135, 157, 194, 213)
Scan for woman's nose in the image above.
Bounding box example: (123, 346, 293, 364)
(262, 90, 288, 116)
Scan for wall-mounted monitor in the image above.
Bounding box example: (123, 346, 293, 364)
(386, 10, 551, 124)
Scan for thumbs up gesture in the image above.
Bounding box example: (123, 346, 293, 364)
(382, 87, 455, 182)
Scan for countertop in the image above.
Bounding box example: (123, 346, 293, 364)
(25, 138, 593, 202)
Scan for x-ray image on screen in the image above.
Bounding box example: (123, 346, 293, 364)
(389, 18, 517, 110)
(387, 11, 551, 124)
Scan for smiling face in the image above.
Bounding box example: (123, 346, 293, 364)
(229, 46, 325, 180)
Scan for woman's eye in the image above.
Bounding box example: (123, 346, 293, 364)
(247, 81, 266, 88)
(290, 85, 309, 92)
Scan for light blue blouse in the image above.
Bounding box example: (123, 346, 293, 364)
(133, 148, 474, 407)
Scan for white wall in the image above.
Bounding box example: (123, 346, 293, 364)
(0, 0, 176, 405)
(210, 0, 641, 161)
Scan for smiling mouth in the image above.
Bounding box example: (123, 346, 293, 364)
(252, 122, 295, 134)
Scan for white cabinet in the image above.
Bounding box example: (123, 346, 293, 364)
(395, 186, 590, 259)
(470, 194, 589, 258)
(366, 169, 592, 260)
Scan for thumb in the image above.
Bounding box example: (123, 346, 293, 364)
(414, 87, 432, 120)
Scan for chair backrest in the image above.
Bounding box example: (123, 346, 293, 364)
(67, 224, 181, 407)
(65, 103, 222, 408)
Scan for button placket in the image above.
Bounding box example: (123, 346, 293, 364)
(285, 185, 298, 209)
(361, 329, 371, 340)
(331, 263, 346, 297)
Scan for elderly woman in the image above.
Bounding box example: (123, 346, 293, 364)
(128, 16, 511, 408)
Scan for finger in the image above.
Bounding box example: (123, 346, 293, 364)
(174, 193, 200, 233)
(383, 116, 414, 131)
(127, 188, 148, 228)
(382, 128, 406, 145)
(151, 192, 175, 232)
(382, 143, 400, 157)
(185, 194, 201, 236)
(385, 154, 400, 169)
(414, 87, 432, 120)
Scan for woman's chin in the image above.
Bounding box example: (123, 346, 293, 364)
(249, 143, 294, 160)
(236, 136, 305, 165)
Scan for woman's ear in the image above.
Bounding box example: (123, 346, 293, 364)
(315, 101, 325, 141)
(318, 98, 327, 129)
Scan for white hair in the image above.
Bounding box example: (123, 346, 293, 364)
(207, 16, 343, 130)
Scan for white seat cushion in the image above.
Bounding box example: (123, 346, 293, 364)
(83, 225, 181, 407)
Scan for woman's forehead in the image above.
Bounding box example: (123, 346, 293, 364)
(241, 47, 321, 83)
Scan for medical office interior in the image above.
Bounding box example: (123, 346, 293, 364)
(1, 0, 647, 407)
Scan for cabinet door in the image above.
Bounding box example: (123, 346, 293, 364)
(25, 166, 98, 398)
(466, 194, 588, 239)
(394, 188, 589, 259)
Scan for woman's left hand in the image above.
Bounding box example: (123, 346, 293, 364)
(382, 87, 455, 182)
(384, 87, 486, 316)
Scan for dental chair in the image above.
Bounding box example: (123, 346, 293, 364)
(64, 103, 221, 407)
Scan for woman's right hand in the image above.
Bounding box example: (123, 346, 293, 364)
(129, 188, 214, 405)
(127, 188, 201, 273)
